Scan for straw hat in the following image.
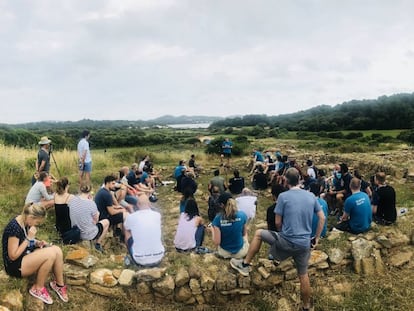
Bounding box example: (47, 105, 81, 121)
(38, 136, 51, 145)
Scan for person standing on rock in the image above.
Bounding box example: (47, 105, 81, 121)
(230, 168, 325, 311)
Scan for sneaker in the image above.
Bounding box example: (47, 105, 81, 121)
(29, 286, 53, 304)
(329, 208, 338, 216)
(49, 281, 68, 302)
(230, 258, 250, 277)
(95, 243, 104, 253)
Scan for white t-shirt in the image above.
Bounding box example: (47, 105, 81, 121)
(174, 213, 197, 250)
(77, 138, 91, 163)
(124, 209, 165, 265)
(236, 195, 257, 220)
(307, 167, 316, 179)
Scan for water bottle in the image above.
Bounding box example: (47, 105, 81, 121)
(124, 255, 131, 266)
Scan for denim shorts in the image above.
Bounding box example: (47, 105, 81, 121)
(261, 230, 310, 275)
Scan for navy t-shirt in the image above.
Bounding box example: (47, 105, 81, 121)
(94, 187, 113, 220)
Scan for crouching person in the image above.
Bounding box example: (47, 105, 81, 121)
(2, 203, 68, 304)
(68, 182, 110, 252)
(124, 194, 165, 267)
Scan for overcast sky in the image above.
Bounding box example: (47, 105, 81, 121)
(1, 0, 414, 124)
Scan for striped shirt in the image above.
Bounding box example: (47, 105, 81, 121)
(68, 196, 99, 241)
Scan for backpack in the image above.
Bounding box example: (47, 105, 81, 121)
(62, 225, 81, 245)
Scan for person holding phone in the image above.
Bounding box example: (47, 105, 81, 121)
(2, 203, 68, 304)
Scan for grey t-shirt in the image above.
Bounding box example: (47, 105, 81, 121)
(275, 187, 320, 248)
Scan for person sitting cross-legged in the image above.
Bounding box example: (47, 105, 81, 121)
(209, 192, 249, 259)
(124, 194, 165, 267)
(230, 168, 325, 311)
(174, 198, 206, 252)
(335, 177, 372, 234)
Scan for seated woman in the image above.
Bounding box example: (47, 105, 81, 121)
(68, 183, 110, 252)
(174, 199, 205, 252)
(25, 171, 55, 209)
(2, 203, 68, 304)
(209, 193, 249, 259)
(54, 177, 74, 238)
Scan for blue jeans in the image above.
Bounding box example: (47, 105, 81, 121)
(195, 225, 205, 247)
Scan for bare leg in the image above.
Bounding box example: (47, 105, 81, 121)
(299, 273, 311, 309)
(243, 229, 264, 264)
(50, 246, 65, 285)
(21, 248, 57, 289)
(96, 219, 110, 245)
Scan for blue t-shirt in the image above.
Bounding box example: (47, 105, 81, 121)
(253, 151, 264, 162)
(174, 165, 186, 179)
(312, 198, 328, 238)
(275, 188, 320, 248)
(344, 191, 372, 233)
(222, 140, 233, 155)
(212, 211, 247, 253)
(94, 187, 113, 220)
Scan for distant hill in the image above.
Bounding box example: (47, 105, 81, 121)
(0, 115, 223, 130)
(210, 93, 414, 131)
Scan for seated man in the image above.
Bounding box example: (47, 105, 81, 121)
(94, 175, 130, 230)
(309, 183, 328, 238)
(124, 195, 165, 267)
(235, 188, 257, 220)
(208, 169, 227, 194)
(335, 177, 372, 234)
(372, 172, 396, 225)
(25, 171, 55, 209)
(188, 154, 202, 177)
(228, 169, 245, 195)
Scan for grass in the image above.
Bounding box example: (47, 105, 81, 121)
(1, 136, 414, 310)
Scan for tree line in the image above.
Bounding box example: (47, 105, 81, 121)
(209, 93, 414, 131)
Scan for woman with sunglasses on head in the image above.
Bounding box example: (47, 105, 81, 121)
(2, 203, 68, 304)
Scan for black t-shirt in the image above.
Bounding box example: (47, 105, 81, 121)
(266, 203, 277, 232)
(253, 173, 268, 190)
(373, 185, 396, 222)
(228, 177, 245, 194)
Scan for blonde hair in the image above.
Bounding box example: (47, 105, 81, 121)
(223, 198, 238, 220)
(21, 203, 46, 222)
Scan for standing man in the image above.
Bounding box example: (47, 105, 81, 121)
(230, 168, 325, 311)
(221, 137, 233, 167)
(32, 136, 52, 185)
(78, 130, 92, 185)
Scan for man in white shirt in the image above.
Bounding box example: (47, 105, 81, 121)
(235, 188, 257, 220)
(78, 129, 92, 185)
(124, 195, 165, 267)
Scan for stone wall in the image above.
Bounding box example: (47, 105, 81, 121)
(1, 225, 413, 311)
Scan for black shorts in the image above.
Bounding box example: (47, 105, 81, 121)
(5, 256, 24, 278)
(109, 213, 123, 226)
(93, 222, 104, 240)
(222, 153, 232, 158)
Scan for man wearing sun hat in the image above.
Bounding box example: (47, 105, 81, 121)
(32, 136, 51, 185)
